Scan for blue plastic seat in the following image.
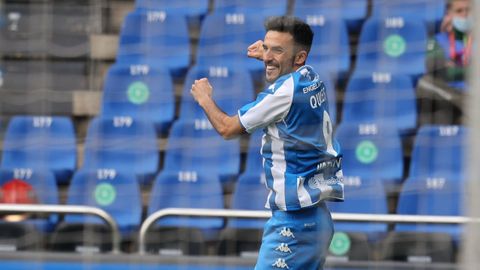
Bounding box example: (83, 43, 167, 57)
(372, 0, 445, 30)
(163, 120, 241, 185)
(196, 13, 265, 82)
(62, 169, 142, 235)
(101, 63, 175, 136)
(335, 123, 404, 189)
(117, 10, 190, 78)
(82, 117, 159, 185)
(135, 0, 209, 27)
(1, 116, 76, 185)
(213, 0, 287, 19)
(297, 14, 350, 81)
(293, 0, 368, 33)
(179, 65, 255, 121)
(355, 16, 428, 80)
(342, 72, 417, 133)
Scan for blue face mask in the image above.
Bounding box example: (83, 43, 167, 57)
(452, 16, 471, 33)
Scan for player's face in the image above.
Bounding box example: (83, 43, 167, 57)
(262, 31, 297, 83)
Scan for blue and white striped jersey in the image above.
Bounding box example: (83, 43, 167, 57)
(238, 66, 344, 211)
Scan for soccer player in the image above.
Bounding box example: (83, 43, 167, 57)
(190, 16, 344, 270)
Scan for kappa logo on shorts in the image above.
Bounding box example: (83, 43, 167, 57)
(275, 243, 292, 253)
(272, 258, 290, 269)
(279, 227, 295, 238)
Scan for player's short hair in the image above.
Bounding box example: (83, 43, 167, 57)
(264, 16, 314, 53)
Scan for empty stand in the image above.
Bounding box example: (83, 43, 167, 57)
(163, 120, 241, 186)
(196, 13, 265, 81)
(50, 169, 142, 253)
(179, 65, 255, 121)
(1, 116, 76, 185)
(82, 117, 159, 185)
(213, 0, 287, 19)
(0, 2, 49, 56)
(135, 0, 209, 27)
(342, 72, 417, 133)
(101, 63, 175, 136)
(146, 171, 224, 255)
(335, 123, 404, 189)
(217, 172, 268, 256)
(355, 15, 428, 80)
(117, 10, 191, 78)
(293, 0, 368, 33)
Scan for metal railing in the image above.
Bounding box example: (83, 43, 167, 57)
(0, 204, 121, 253)
(138, 207, 480, 254)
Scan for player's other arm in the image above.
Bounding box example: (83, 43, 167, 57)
(190, 78, 246, 140)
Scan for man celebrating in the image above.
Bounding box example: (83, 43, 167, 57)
(191, 16, 344, 269)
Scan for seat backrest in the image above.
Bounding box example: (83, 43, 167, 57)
(64, 169, 142, 231)
(163, 120, 240, 182)
(1, 116, 76, 183)
(409, 125, 466, 179)
(335, 123, 404, 186)
(148, 171, 224, 229)
(372, 0, 445, 27)
(117, 10, 190, 74)
(293, 0, 368, 27)
(229, 173, 269, 229)
(101, 63, 175, 135)
(179, 65, 254, 121)
(342, 72, 417, 132)
(355, 15, 427, 78)
(135, 0, 209, 18)
(82, 117, 159, 182)
(196, 13, 265, 68)
(213, 0, 287, 18)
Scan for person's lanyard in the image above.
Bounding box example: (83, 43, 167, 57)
(449, 31, 472, 65)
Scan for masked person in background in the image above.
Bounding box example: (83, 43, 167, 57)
(417, 0, 472, 125)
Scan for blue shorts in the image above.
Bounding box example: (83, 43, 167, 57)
(255, 202, 334, 270)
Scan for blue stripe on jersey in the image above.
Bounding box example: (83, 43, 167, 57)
(239, 66, 344, 211)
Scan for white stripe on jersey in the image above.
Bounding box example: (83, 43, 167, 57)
(269, 125, 287, 210)
(297, 175, 313, 208)
(239, 77, 294, 133)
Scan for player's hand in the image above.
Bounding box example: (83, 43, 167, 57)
(247, 40, 264, 61)
(191, 78, 213, 105)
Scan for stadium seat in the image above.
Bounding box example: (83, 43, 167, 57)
(0, 2, 48, 56)
(0, 169, 58, 251)
(409, 125, 466, 180)
(293, 0, 368, 33)
(381, 125, 467, 263)
(213, 0, 288, 19)
(163, 120, 241, 186)
(135, 0, 209, 27)
(296, 14, 350, 82)
(179, 65, 255, 121)
(196, 13, 265, 82)
(101, 63, 175, 136)
(50, 169, 142, 253)
(48, 0, 94, 58)
(82, 117, 159, 185)
(335, 123, 404, 189)
(354, 16, 428, 80)
(0, 59, 88, 92)
(327, 176, 389, 261)
(1, 116, 76, 185)
(117, 10, 190, 78)
(145, 171, 224, 255)
(372, 0, 445, 31)
(342, 72, 417, 134)
(217, 172, 269, 256)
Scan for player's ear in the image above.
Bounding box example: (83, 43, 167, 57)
(294, 50, 307, 66)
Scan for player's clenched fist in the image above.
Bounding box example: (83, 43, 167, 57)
(247, 40, 264, 61)
(190, 78, 213, 105)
